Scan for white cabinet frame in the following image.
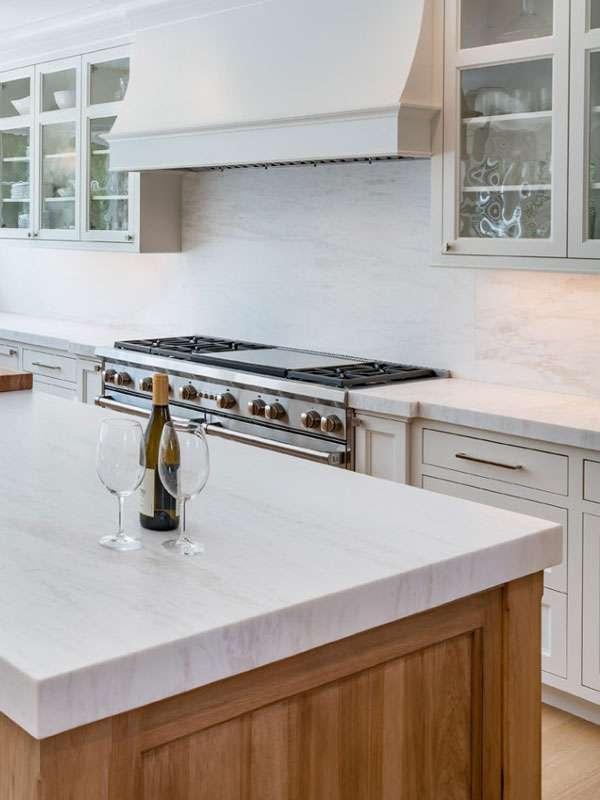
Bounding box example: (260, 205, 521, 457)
(441, 0, 570, 258)
(568, 0, 600, 258)
(0, 65, 35, 241)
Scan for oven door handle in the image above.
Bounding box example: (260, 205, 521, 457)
(94, 395, 191, 426)
(95, 396, 345, 466)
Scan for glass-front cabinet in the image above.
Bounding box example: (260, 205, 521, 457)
(437, 0, 600, 271)
(0, 45, 180, 251)
(82, 47, 133, 243)
(568, 0, 600, 258)
(0, 68, 34, 239)
(442, 0, 569, 260)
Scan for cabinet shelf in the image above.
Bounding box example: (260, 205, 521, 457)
(462, 184, 551, 193)
(2, 198, 29, 203)
(44, 197, 75, 203)
(43, 152, 76, 160)
(91, 150, 109, 156)
(91, 195, 128, 201)
(591, 182, 600, 190)
(462, 110, 552, 127)
(2, 156, 30, 163)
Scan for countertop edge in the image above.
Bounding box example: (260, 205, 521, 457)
(25, 521, 561, 740)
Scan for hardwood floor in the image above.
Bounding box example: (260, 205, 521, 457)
(543, 704, 600, 799)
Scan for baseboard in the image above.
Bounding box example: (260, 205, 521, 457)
(543, 685, 600, 726)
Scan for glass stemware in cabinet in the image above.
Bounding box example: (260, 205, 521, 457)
(158, 422, 210, 557)
(89, 58, 130, 106)
(88, 117, 129, 233)
(96, 419, 146, 551)
(459, 59, 553, 240)
(461, 0, 553, 49)
(592, 0, 600, 30)
(41, 121, 76, 230)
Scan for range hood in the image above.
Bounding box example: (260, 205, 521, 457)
(108, 0, 441, 172)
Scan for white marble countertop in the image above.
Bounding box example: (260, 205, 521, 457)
(0, 311, 151, 357)
(349, 378, 600, 451)
(0, 391, 560, 739)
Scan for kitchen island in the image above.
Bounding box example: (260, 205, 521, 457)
(0, 392, 561, 799)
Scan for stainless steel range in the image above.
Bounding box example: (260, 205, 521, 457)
(96, 336, 445, 468)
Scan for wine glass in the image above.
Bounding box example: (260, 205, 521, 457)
(96, 418, 146, 551)
(158, 421, 210, 556)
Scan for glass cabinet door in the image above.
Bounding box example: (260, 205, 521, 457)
(0, 70, 33, 238)
(82, 48, 133, 243)
(567, 0, 600, 258)
(40, 121, 77, 233)
(35, 58, 80, 240)
(442, 0, 568, 258)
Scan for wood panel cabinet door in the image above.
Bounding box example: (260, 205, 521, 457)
(353, 415, 408, 484)
(583, 513, 600, 691)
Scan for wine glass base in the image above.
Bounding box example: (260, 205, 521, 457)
(99, 534, 142, 551)
(162, 537, 204, 556)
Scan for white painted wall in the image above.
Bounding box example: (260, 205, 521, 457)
(1, 158, 600, 396)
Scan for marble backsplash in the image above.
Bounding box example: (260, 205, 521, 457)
(1, 159, 600, 397)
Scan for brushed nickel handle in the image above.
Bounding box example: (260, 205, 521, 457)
(31, 361, 61, 371)
(455, 452, 522, 471)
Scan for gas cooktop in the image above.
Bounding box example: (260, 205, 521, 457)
(114, 335, 439, 388)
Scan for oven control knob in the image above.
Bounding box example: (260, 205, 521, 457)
(178, 384, 198, 401)
(265, 402, 285, 421)
(139, 376, 153, 392)
(114, 371, 132, 387)
(247, 398, 266, 416)
(301, 410, 321, 429)
(321, 414, 342, 434)
(103, 369, 116, 384)
(216, 392, 236, 410)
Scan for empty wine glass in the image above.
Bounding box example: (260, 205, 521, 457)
(96, 418, 146, 551)
(158, 421, 210, 556)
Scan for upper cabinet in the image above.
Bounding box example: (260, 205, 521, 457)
(434, 0, 600, 272)
(0, 45, 180, 252)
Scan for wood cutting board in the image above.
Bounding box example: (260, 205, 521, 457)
(0, 366, 33, 392)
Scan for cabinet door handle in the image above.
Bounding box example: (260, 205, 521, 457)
(455, 452, 522, 471)
(0, 346, 18, 357)
(31, 362, 61, 371)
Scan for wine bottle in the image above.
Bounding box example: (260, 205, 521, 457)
(140, 373, 180, 531)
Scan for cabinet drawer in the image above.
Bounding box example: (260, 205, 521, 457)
(542, 588, 567, 679)
(422, 428, 568, 495)
(23, 349, 76, 383)
(584, 460, 600, 504)
(422, 476, 568, 593)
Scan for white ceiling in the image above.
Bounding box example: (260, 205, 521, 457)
(0, 0, 110, 33)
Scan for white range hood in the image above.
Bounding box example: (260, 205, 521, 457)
(108, 0, 441, 171)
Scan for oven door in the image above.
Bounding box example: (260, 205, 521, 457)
(95, 393, 348, 467)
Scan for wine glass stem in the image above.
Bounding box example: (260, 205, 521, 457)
(178, 500, 187, 545)
(117, 494, 125, 538)
(522, 0, 535, 15)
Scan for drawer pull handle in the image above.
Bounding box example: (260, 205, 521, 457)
(0, 347, 18, 357)
(31, 362, 62, 371)
(455, 452, 522, 471)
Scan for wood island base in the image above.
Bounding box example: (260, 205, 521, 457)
(1, 573, 542, 800)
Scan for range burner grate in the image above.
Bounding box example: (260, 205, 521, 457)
(115, 336, 266, 359)
(287, 363, 437, 387)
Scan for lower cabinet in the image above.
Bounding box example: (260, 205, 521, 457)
(0, 341, 20, 370)
(0, 336, 102, 404)
(583, 514, 600, 691)
(541, 588, 568, 679)
(77, 358, 103, 405)
(353, 413, 408, 483)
